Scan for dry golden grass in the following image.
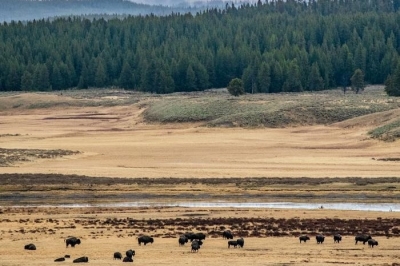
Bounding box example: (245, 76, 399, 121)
(1, 207, 400, 266)
(1, 90, 400, 265)
(0, 91, 400, 178)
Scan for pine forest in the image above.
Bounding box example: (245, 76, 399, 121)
(1, 0, 400, 95)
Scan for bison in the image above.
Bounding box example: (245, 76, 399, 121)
(114, 252, 122, 260)
(299, 235, 310, 243)
(24, 243, 36, 250)
(191, 240, 201, 252)
(187, 232, 206, 242)
(125, 249, 135, 258)
(236, 238, 244, 248)
(355, 234, 372, 245)
(138, 235, 154, 246)
(334, 234, 342, 243)
(72, 256, 88, 263)
(54, 257, 65, 262)
(179, 235, 188, 246)
(222, 230, 233, 239)
(316, 234, 325, 244)
(228, 240, 238, 248)
(65, 237, 81, 248)
(368, 239, 378, 248)
(123, 256, 133, 262)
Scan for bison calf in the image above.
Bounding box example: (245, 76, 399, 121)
(228, 240, 238, 248)
(299, 235, 310, 243)
(368, 239, 378, 248)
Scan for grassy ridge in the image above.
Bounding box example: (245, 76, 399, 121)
(143, 87, 400, 129)
(369, 120, 400, 141)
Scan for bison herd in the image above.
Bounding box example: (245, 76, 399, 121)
(23, 231, 381, 263)
(298, 233, 379, 248)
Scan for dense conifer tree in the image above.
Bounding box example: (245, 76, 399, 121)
(0, 0, 400, 95)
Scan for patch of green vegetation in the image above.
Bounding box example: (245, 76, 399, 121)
(369, 120, 400, 141)
(144, 88, 399, 128)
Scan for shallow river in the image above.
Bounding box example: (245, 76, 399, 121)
(8, 201, 399, 212)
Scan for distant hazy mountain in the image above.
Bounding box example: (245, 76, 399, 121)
(0, 0, 207, 23)
(128, 0, 258, 7)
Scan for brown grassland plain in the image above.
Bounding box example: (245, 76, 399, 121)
(0, 88, 400, 265)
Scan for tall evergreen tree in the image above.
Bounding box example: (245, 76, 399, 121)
(385, 63, 400, 96)
(257, 62, 271, 93)
(119, 61, 134, 89)
(51, 63, 63, 90)
(308, 63, 324, 91)
(350, 69, 365, 94)
(283, 61, 303, 92)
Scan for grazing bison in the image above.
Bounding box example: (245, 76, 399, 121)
(236, 238, 244, 248)
(368, 239, 378, 248)
(125, 249, 135, 258)
(123, 256, 133, 262)
(72, 256, 88, 263)
(24, 243, 36, 250)
(334, 234, 342, 243)
(65, 237, 81, 247)
(316, 235, 325, 244)
(222, 230, 233, 239)
(355, 234, 372, 245)
(114, 252, 122, 260)
(187, 232, 206, 242)
(299, 235, 310, 243)
(138, 235, 154, 246)
(191, 240, 201, 252)
(65, 255, 70, 258)
(54, 257, 65, 262)
(228, 240, 238, 248)
(179, 235, 189, 246)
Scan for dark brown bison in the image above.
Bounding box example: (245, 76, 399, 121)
(125, 249, 135, 258)
(114, 252, 122, 260)
(65, 237, 81, 247)
(299, 235, 310, 243)
(222, 230, 233, 239)
(191, 240, 201, 252)
(179, 235, 188, 246)
(334, 234, 342, 243)
(228, 240, 238, 248)
(355, 234, 372, 245)
(187, 232, 206, 242)
(54, 257, 65, 262)
(24, 243, 36, 250)
(316, 234, 325, 244)
(138, 235, 154, 245)
(72, 256, 88, 263)
(236, 238, 244, 248)
(368, 239, 378, 248)
(123, 256, 133, 262)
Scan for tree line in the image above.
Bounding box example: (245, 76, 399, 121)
(1, 0, 400, 95)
